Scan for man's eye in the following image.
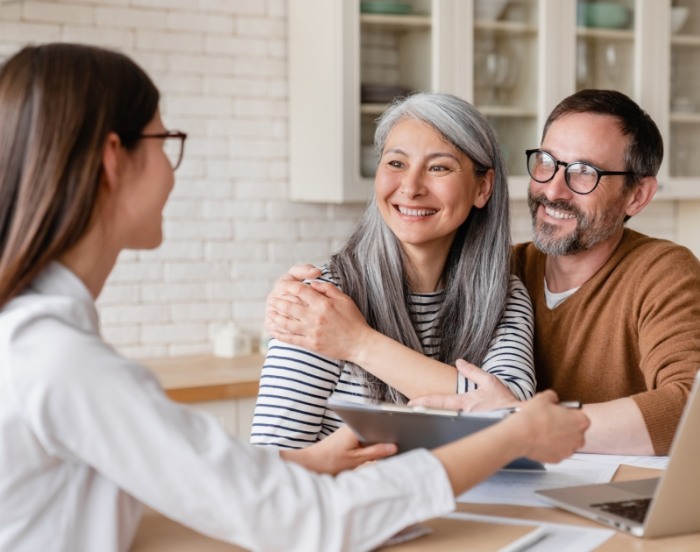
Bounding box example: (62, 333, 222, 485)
(569, 163, 596, 177)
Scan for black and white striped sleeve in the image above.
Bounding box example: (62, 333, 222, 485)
(459, 275, 535, 400)
(249, 340, 344, 449)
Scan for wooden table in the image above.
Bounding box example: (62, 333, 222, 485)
(142, 354, 264, 403)
(131, 464, 700, 551)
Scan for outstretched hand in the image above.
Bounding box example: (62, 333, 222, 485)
(408, 359, 518, 411)
(508, 390, 590, 463)
(281, 427, 398, 475)
(265, 264, 374, 362)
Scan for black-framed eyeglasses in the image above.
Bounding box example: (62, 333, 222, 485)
(525, 148, 634, 195)
(139, 130, 188, 171)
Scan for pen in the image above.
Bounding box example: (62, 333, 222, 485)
(494, 400, 582, 415)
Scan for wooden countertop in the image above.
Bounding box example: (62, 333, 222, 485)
(141, 354, 264, 403)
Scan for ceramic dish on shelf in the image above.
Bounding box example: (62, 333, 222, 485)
(671, 6, 690, 34)
(360, 1, 412, 15)
(474, 0, 509, 21)
(582, 2, 631, 29)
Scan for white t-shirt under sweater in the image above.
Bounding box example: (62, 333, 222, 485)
(251, 270, 535, 449)
(0, 262, 455, 552)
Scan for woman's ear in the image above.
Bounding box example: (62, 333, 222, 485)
(474, 168, 495, 209)
(101, 132, 123, 192)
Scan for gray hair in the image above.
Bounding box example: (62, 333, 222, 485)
(330, 92, 511, 403)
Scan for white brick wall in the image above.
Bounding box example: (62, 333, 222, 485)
(0, 0, 687, 359)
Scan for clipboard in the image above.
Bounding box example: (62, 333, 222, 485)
(328, 397, 544, 470)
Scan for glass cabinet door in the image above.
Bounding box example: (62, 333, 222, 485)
(575, 0, 636, 98)
(359, 0, 433, 180)
(669, 0, 700, 178)
(473, 0, 539, 177)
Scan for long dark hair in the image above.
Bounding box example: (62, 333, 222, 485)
(0, 43, 159, 307)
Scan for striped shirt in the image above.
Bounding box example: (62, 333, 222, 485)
(251, 274, 534, 449)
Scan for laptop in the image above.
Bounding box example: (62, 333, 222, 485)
(536, 370, 700, 538)
(328, 396, 544, 470)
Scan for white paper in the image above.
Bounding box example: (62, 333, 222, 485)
(457, 458, 618, 507)
(446, 511, 615, 552)
(570, 452, 670, 470)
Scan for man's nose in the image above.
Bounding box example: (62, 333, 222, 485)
(539, 166, 574, 201)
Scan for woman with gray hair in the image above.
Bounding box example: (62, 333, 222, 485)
(252, 92, 534, 449)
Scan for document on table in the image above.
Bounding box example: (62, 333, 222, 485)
(457, 458, 619, 507)
(446, 511, 615, 552)
(570, 452, 670, 470)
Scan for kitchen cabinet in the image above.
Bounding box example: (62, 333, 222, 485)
(288, 0, 700, 202)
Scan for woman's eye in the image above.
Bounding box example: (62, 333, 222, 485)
(386, 160, 403, 168)
(428, 164, 450, 173)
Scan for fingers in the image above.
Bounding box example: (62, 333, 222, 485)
(535, 389, 559, 404)
(408, 394, 465, 410)
(288, 264, 321, 281)
(455, 359, 496, 387)
(308, 280, 346, 299)
(274, 280, 341, 307)
(352, 443, 398, 463)
(267, 296, 307, 320)
(517, 396, 590, 463)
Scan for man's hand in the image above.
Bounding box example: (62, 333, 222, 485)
(265, 264, 321, 321)
(281, 427, 398, 475)
(265, 265, 374, 362)
(408, 359, 518, 411)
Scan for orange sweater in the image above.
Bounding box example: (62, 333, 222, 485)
(513, 229, 700, 455)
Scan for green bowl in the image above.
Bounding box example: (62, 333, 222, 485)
(583, 3, 631, 29)
(360, 1, 412, 15)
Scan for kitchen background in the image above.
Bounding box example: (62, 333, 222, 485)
(0, 0, 697, 360)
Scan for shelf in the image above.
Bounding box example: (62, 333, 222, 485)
(479, 105, 538, 118)
(671, 35, 700, 47)
(360, 13, 431, 29)
(657, 178, 700, 199)
(474, 20, 538, 35)
(576, 27, 635, 41)
(670, 112, 700, 124)
(361, 102, 391, 114)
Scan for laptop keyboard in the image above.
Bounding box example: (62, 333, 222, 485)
(591, 498, 651, 524)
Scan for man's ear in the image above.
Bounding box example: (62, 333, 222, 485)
(101, 132, 123, 192)
(625, 176, 658, 218)
(474, 168, 495, 209)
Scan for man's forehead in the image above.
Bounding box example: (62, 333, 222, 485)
(542, 112, 628, 163)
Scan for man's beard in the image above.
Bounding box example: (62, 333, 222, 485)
(527, 190, 625, 256)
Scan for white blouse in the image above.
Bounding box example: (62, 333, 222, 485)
(0, 263, 454, 552)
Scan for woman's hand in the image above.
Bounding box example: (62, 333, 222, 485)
(265, 265, 375, 362)
(506, 391, 590, 463)
(280, 427, 398, 475)
(408, 359, 518, 412)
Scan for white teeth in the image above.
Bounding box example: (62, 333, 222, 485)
(545, 206, 575, 220)
(398, 206, 437, 216)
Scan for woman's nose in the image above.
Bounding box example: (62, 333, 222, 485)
(400, 168, 426, 198)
